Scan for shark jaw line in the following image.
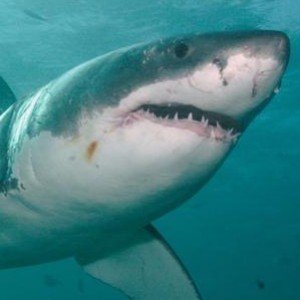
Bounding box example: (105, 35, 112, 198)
(117, 103, 242, 144)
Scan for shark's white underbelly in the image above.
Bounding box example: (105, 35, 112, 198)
(0, 119, 230, 268)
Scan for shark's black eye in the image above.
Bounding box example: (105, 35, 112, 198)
(174, 42, 189, 59)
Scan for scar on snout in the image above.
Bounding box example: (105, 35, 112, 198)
(85, 141, 99, 161)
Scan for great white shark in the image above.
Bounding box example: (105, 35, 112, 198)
(0, 30, 289, 299)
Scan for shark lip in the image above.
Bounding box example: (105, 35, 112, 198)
(130, 103, 242, 143)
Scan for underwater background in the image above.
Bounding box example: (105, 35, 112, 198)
(0, 0, 299, 299)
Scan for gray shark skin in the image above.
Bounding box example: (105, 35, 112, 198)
(0, 31, 289, 299)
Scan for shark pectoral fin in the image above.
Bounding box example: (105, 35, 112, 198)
(0, 76, 17, 115)
(76, 225, 202, 300)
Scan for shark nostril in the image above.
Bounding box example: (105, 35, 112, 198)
(174, 42, 189, 59)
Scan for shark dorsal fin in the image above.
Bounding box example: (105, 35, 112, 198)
(0, 76, 17, 115)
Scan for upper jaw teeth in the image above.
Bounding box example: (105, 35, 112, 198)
(131, 103, 241, 142)
(142, 108, 204, 124)
(138, 107, 213, 131)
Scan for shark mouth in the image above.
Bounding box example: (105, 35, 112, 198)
(125, 103, 242, 143)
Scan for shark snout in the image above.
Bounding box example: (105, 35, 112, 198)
(227, 31, 290, 125)
(252, 30, 290, 67)
(274, 32, 290, 67)
(175, 31, 290, 124)
(240, 31, 290, 71)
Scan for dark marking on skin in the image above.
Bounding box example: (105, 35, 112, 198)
(20, 183, 26, 190)
(0, 177, 19, 196)
(212, 58, 224, 71)
(252, 81, 258, 97)
(212, 58, 228, 87)
(86, 141, 98, 161)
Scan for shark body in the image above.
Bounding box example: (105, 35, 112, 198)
(0, 31, 289, 299)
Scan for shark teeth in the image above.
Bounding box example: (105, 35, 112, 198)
(210, 129, 216, 139)
(131, 104, 241, 143)
(132, 110, 238, 143)
(200, 116, 208, 127)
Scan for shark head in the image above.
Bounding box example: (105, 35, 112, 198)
(10, 30, 289, 228)
(121, 30, 289, 128)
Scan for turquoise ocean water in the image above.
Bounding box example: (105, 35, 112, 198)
(0, 1, 299, 299)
